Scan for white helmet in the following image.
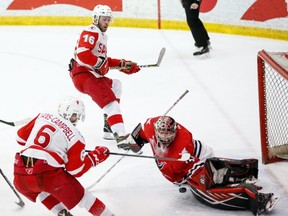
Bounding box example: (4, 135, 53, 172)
(58, 96, 85, 125)
(154, 116, 177, 146)
(92, 5, 113, 23)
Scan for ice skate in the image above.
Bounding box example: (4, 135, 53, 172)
(193, 46, 209, 56)
(58, 209, 73, 216)
(257, 193, 279, 215)
(243, 176, 259, 185)
(103, 114, 115, 140)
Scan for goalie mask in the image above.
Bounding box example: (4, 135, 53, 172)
(92, 5, 113, 24)
(58, 96, 85, 126)
(154, 116, 177, 146)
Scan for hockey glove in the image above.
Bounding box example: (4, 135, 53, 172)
(119, 59, 140, 75)
(87, 146, 110, 167)
(117, 134, 142, 153)
(94, 56, 109, 75)
(68, 58, 75, 72)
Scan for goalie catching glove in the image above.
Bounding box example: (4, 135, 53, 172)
(87, 146, 110, 167)
(117, 134, 142, 153)
(118, 59, 140, 74)
(117, 123, 147, 153)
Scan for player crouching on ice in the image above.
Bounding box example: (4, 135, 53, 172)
(13, 97, 114, 216)
(120, 116, 279, 215)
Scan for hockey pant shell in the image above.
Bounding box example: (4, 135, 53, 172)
(13, 153, 84, 210)
(70, 64, 118, 109)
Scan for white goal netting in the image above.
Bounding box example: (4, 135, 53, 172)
(258, 51, 288, 163)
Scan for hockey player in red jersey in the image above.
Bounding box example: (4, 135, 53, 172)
(124, 116, 279, 215)
(68, 4, 140, 145)
(13, 97, 113, 216)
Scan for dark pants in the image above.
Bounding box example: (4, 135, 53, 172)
(184, 5, 210, 47)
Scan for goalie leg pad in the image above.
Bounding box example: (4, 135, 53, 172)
(189, 181, 263, 214)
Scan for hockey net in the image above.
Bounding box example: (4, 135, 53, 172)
(257, 50, 288, 164)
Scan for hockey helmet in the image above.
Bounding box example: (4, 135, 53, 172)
(58, 96, 85, 125)
(154, 116, 177, 146)
(92, 5, 113, 23)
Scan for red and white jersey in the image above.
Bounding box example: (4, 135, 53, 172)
(16, 113, 92, 177)
(140, 116, 213, 184)
(74, 24, 108, 78)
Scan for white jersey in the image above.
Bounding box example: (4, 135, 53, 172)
(16, 112, 90, 177)
(74, 24, 108, 78)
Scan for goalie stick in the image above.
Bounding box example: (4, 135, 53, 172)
(87, 90, 189, 189)
(0, 168, 25, 207)
(108, 152, 191, 162)
(119, 90, 190, 151)
(163, 89, 189, 116)
(0, 117, 31, 127)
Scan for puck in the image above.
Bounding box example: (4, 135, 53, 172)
(179, 187, 187, 193)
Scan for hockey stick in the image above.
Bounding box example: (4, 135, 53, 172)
(117, 89, 190, 152)
(163, 90, 189, 116)
(86, 151, 128, 190)
(0, 168, 25, 207)
(111, 47, 166, 70)
(109, 152, 191, 161)
(86, 151, 190, 190)
(0, 118, 31, 127)
(87, 90, 188, 189)
(138, 47, 166, 68)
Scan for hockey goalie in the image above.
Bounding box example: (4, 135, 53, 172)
(119, 116, 279, 215)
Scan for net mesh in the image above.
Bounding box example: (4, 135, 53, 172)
(263, 52, 288, 159)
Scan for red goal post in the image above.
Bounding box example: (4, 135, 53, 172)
(257, 50, 288, 164)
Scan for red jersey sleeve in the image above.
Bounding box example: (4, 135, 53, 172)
(108, 57, 122, 68)
(65, 140, 93, 178)
(76, 30, 100, 67)
(16, 115, 39, 146)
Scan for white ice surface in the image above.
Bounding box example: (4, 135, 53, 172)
(0, 26, 287, 216)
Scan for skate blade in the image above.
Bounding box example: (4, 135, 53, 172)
(103, 132, 115, 140)
(194, 51, 210, 58)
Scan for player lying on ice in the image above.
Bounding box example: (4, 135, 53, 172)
(13, 97, 114, 216)
(118, 116, 279, 215)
